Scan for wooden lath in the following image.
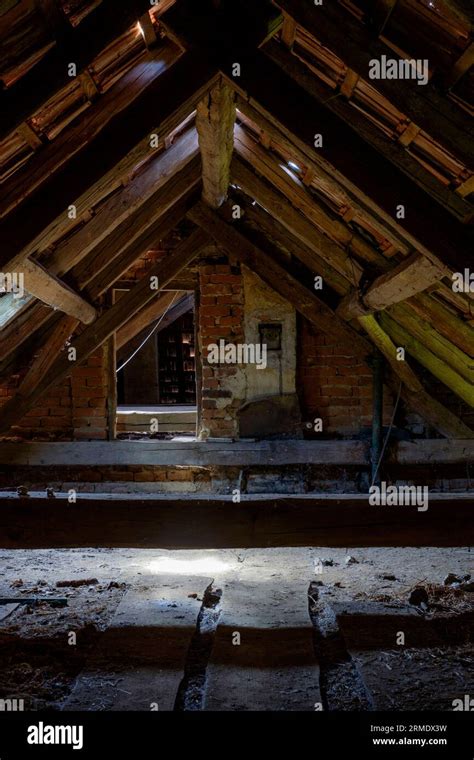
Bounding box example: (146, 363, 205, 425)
(0, 0, 158, 138)
(0, 50, 218, 267)
(225, 52, 472, 274)
(273, 0, 473, 167)
(264, 38, 473, 223)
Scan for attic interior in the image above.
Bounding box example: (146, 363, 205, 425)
(0, 0, 473, 714)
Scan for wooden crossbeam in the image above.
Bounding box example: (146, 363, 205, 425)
(188, 201, 371, 356)
(0, 439, 471, 467)
(0, 50, 217, 266)
(196, 80, 236, 208)
(273, 0, 474, 168)
(337, 253, 448, 319)
(0, 229, 210, 436)
(0, 493, 472, 549)
(226, 50, 472, 272)
(4, 256, 96, 324)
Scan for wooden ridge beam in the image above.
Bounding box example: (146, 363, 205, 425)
(196, 79, 236, 208)
(337, 253, 448, 319)
(273, 0, 474, 168)
(226, 50, 472, 273)
(0, 50, 217, 266)
(0, 0, 154, 139)
(0, 493, 472, 549)
(0, 229, 210, 436)
(188, 200, 371, 357)
(232, 155, 362, 286)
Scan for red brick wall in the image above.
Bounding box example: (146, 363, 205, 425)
(297, 314, 394, 436)
(198, 261, 245, 438)
(0, 348, 109, 441)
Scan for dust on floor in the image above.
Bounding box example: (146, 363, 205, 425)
(0, 547, 472, 711)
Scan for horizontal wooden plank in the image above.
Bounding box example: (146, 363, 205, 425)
(0, 439, 471, 467)
(0, 493, 472, 549)
(0, 440, 370, 467)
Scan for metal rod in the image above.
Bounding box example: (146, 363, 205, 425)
(371, 350, 384, 486)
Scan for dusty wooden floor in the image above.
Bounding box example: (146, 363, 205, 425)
(0, 547, 472, 711)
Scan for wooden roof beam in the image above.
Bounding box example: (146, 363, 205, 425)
(273, 0, 474, 167)
(0, 228, 210, 436)
(359, 315, 474, 438)
(196, 80, 236, 208)
(0, 0, 155, 139)
(231, 155, 363, 286)
(0, 50, 218, 266)
(117, 291, 191, 350)
(337, 253, 448, 320)
(49, 128, 200, 277)
(262, 41, 472, 224)
(4, 255, 96, 324)
(225, 51, 472, 274)
(188, 200, 372, 357)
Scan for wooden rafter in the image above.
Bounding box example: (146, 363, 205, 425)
(232, 155, 363, 286)
(225, 51, 472, 273)
(49, 128, 199, 276)
(188, 200, 372, 356)
(263, 41, 472, 224)
(116, 291, 187, 350)
(0, 51, 218, 266)
(0, 229, 210, 436)
(359, 315, 474, 438)
(273, 0, 474, 167)
(196, 79, 236, 208)
(0, 0, 155, 139)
